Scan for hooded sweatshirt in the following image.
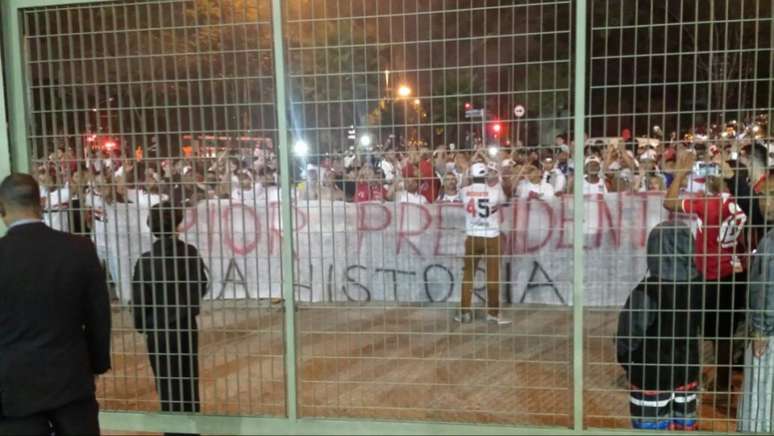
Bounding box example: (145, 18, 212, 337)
(616, 221, 703, 390)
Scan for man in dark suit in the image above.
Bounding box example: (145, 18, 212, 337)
(0, 173, 111, 435)
(132, 202, 207, 435)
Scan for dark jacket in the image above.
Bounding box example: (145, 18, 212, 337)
(727, 165, 764, 250)
(615, 221, 702, 391)
(132, 238, 208, 334)
(749, 228, 774, 336)
(0, 222, 111, 417)
(616, 279, 702, 390)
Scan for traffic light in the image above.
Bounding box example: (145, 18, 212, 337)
(464, 102, 472, 110)
(492, 123, 502, 135)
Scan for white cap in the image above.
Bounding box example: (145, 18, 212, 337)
(470, 162, 488, 178)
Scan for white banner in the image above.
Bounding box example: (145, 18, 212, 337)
(100, 193, 675, 307)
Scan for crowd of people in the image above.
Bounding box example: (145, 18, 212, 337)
(609, 128, 774, 431)
(22, 118, 774, 432)
(34, 130, 762, 227)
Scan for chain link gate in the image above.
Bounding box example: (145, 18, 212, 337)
(586, 1, 772, 433)
(16, 0, 289, 420)
(1, 0, 772, 435)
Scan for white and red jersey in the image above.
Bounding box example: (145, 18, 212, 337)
(682, 193, 747, 280)
(460, 183, 507, 238)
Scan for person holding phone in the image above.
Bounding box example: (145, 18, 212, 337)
(664, 150, 748, 399)
(456, 163, 510, 325)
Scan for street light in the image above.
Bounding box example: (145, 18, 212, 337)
(397, 85, 412, 98)
(293, 140, 309, 157)
(413, 98, 420, 106)
(359, 134, 373, 148)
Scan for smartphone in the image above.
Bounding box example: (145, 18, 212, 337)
(693, 161, 720, 178)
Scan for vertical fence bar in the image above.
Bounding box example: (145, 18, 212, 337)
(0, 47, 10, 181)
(572, 0, 587, 432)
(270, 0, 298, 422)
(0, 37, 9, 237)
(2, 0, 30, 173)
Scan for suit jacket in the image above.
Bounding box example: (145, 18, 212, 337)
(0, 222, 111, 417)
(132, 238, 208, 334)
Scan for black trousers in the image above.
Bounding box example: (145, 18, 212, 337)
(0, 396, 99, 436)
(146, 319, 200, 436)
(702, 273, 746, 391)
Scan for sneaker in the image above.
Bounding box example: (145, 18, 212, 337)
(454, 312, 472, 323)
(486, 314, 512, 325)
(671, 418, 697, 431)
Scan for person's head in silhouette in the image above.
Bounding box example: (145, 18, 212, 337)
(147, 201, 183, 240)
(0, 173, 42, 227)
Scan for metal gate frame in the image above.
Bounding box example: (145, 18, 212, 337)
(0, 0, 604, 434)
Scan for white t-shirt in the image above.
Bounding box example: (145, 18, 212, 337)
(380, 159, 397, 183)
(438, 191, 462, 203)
(396, 191, 428, 205)
(583, 177, 607, 195)
(460, 183, 507, 238)
(516, 180, 555, 199)
(231, 187, 251, 204)
(84, 190, 108, 248)
(262, 185, 281, 203)
(42, 187, 71, 232)
(581, 178, 606, 236)
(231, 184, 264, 205)
(126, 189, 166, 207)
(44, 186, 70, 209)
(542, 169, 566, 193)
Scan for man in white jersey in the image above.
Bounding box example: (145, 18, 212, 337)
(582, 157, 608, 195)
(456, 163, 511, 325)
(541, 155, 566, 194)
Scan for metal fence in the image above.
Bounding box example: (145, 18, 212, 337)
(0, 0, 772, 434)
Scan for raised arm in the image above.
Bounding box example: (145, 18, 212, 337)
(664, 150, 695, 212)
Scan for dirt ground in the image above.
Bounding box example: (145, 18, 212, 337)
(97, 302, 740, 432)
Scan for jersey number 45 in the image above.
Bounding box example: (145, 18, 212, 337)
(466, 198, 491, 218)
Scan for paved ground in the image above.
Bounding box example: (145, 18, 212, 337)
(98, 302, 740, 432)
